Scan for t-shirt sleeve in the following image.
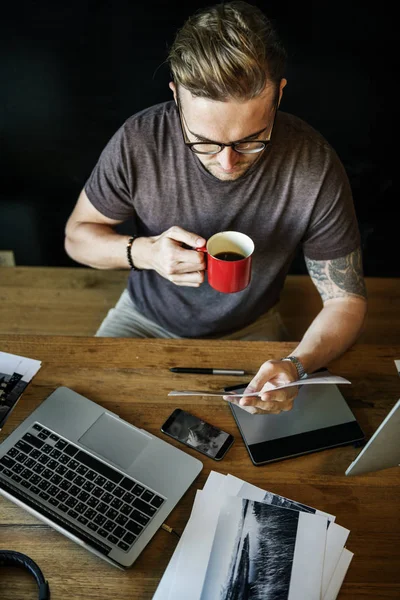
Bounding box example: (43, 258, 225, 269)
(84, 122, 135, 221)
(302, 150, 361, 260)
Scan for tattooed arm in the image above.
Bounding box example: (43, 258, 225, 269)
(233, 248, 367, 415)
(291, 246, 367, 374)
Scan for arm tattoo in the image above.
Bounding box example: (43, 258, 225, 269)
(305, 247, 367, 302)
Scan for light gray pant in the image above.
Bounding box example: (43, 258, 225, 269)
(95, 288, 289, 341)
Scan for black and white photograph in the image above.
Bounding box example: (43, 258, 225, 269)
(200, 496, 327, 600)
(0, 352, 42, 429)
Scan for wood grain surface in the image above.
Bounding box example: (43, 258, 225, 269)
(0, 336, 399, 599)
(1, 267, 399, 343)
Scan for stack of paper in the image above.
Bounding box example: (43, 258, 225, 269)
(153, 471, 353, 600)
(0, 351, 42, 429)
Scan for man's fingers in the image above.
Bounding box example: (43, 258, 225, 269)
(164, 226, 206, 250)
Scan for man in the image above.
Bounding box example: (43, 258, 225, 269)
(65, 1, 367, 415)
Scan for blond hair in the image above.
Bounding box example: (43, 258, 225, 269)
(168, 1, 286, 101)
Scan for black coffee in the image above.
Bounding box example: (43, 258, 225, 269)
(214, 251, 245, 261)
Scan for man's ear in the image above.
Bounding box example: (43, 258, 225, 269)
(169, 81, 177, 104)
(278, 78, 287, 107)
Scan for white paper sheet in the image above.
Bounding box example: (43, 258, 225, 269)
(168, 371, 351, 398)
(323, 548, 354, 600)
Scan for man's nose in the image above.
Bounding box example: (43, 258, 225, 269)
(216, 146, 240, 170)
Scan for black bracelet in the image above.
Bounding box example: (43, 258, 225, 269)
(126, 236, 142, 271)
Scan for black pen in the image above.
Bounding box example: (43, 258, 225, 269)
(170, 367, 246, 376)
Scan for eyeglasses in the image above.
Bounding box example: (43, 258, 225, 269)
(176, 97, 277, 156)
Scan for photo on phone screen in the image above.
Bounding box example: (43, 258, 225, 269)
(161, 408, 234, 460)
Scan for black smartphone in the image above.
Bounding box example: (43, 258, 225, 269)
(161, 408, 234, 460)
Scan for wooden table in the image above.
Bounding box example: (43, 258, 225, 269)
(0, 336, 399, 599)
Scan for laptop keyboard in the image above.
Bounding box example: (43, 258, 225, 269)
(0, 423, 165, 553)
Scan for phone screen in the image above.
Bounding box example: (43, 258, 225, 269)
(161, 409, 234, 460)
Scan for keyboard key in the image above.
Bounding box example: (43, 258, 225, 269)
(120, 503, 132, 517)
(49, 498, 59, 507)
(151, 495, 165, 508)
(122, 492, 134, 504)
(123, 532, 137, 545)
(87, 497, 99, 509)
(0, 456, 15, 468)
(115, 514, 128, 527)
(15, 453, 27, 464)
(78, 516, 88, 525)
(88, 522, 98, 532)
(12, 474, 22, 483)
(82, 481, 95, 493)
(76, 465, 88, 476)
(39, 491, 50, 501)
(38, 480, 50, 491)
(7, 448, 19, 458)
(104, 481, 115, 493)
(68, 509, 78, 520)
(30, 449, 41, 460)
(30, 485, 40, 495)
(12, 463, 24, 474)
(97, 502, 108, 514)
(15, 441, 32, 454)
(50, 449, 61, 459)
(75, 451, 123, 484)
(55, 439, 67, 450)
(118, 541, 130, 551)
(112, 487, 125, 498)
(85, 470, 97, 481)
(130, 509, 149, 526)
(113, 526, 125, 539)
(84, 508, 96, 520)
(64, 444, 78, 457)
(38, 432, 48, 440)
(106, 508, 118, 520)
(97, 528, 108, 539)
(108, 534, 119, 545)
(126, 520, 143, 536)
(111, 497, 123, 510)
(23, 433, 44, 449)
(50, 434, 59, 442)
(120, 478, 134, 491)
(58, 454, 70, 465)
(47, 460, 58, 470)
(59, 480, 72, 491)
(141, 490, 154, 503)
(132, 484, 145, 496)
(41, 444, 53, 454)
(94, 476, 106, 487)
(77, 491, 89, 502)
(132, 498, 156, 517)
(33, 424, 43, 431)
(21, 480, 31, 489)
(68, 459, 79, 470)
(94, 514, 106, 526)
(58, 503, 69, 513)
(104, 520, 115, 533)
(101, 492, 113, 504)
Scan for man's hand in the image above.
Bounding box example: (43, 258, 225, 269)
(136, 226, 207, 286)
(223, 359, 299, 415)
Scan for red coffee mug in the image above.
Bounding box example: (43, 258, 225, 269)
(197, 231, 254, 293)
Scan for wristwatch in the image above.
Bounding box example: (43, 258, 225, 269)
(280, 356, 307, 379)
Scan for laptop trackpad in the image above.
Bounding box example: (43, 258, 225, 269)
(78, 413, 150, 470)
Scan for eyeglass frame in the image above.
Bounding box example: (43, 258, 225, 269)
(175, 90, 279, 156)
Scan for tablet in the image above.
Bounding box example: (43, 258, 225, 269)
(227, 383, 365, 466)
(345, 398, 400, 476)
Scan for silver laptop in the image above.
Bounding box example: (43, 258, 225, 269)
(0, 387, 203, 569)
(345, 398, 400, 476)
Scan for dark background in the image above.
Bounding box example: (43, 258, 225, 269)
(0, 1, 395, 275)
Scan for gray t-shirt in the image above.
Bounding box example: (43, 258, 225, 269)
(85, 101, 360, 338)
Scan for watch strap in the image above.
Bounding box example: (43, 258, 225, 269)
(280, 356, 307, 379)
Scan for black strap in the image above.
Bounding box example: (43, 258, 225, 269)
(0, 550, 50, 599)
